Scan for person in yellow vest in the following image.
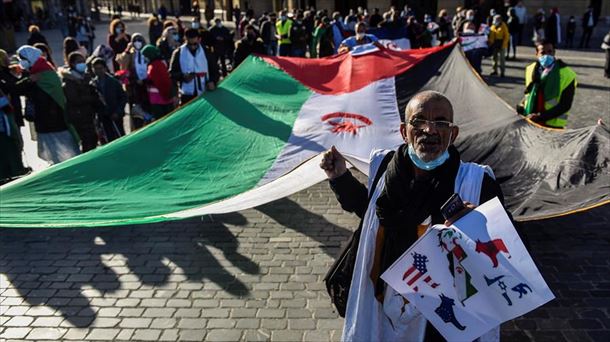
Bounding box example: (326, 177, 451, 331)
(517, 39, 577, 129)
(488, 14, 510, 77)
(276, 10, 293, 56)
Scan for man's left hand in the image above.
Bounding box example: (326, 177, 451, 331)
(444, 202, 476, 226)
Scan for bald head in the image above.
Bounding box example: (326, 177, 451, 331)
(404, 91, 454, 123)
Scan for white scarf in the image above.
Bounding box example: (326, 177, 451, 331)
(134, 50, 148, 80)
(179, 44, 209, 96)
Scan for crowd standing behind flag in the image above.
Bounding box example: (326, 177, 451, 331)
(0, 3, 603, 185)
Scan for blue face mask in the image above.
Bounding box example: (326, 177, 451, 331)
(538, 54, 555, 68)
(75, 63, 87, 73)
(407, 144, 450, 171)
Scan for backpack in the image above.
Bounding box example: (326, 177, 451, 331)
(324, 151, 395, 317)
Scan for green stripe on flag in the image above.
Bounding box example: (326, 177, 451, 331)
(0, 56, 312, 228)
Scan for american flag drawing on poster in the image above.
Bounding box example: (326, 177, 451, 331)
(402, 252, 439, 291)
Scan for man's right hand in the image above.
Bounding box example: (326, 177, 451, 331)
(320, 146, 347, 180)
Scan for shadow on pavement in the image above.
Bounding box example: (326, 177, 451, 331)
(256, 197, 353, 258)
(0, 212, 258, 327)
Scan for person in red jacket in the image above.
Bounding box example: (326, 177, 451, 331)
(141, 44, 175, 120)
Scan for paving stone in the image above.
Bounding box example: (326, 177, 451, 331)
(178, 318, 206, 329)
(85, 328, 120, 340)
(118, 318, 152, 328)
(272, 330, 304, 341)
(26, 327, 67, 340)
(207, 318, 236, 328)
(89, 317, 120, 328)
(62, 328, 89, 340)
(159, 329, 179, 341)
(205, 329, 243, 341)
(235, 318, 260, 329)
(151, 318, 177, 329)
(97, 307, 121, 317)
(178, 329, 207, 341)
(174, 308, 201, 317)
(4, 316, 34, 327)
(0, 328, 31, 339)
(115, 328, 134, 340)
(304, 329, 331, 341)
(142, 308, 175, 317)
(131, 329, 161, 341)
(30, 317, 65, 327)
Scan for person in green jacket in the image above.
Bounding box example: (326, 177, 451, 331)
(311, 17, 334, 58)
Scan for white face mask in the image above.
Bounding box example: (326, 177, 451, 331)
(192, 22, 200, 29)
(356, 32, 365, 40)
(463, 29, 475, 34)
(133, 41, 143, 50)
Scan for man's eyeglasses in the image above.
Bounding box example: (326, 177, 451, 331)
(408, 118, 455, 130)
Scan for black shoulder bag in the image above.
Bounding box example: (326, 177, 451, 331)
(323, 151, 395, 317)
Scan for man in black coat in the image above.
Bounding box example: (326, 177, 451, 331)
(234, 25, 265, 67)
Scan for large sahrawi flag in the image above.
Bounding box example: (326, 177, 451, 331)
(0, 43, 608, 227)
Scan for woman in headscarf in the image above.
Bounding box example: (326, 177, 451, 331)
(0, 50, 24, 127)
(13, 45, 80, 164)
(141, 44, 175, 120)
(157, 26, 181, 63)
(0, 50, 28, 182)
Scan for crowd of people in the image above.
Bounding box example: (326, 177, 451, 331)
(0, 2, 607, 183)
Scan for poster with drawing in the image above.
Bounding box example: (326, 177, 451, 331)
(381, 197, 555, 341)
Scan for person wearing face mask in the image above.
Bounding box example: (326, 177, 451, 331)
(91, 58, 127, 143)
(518, 40, 576, 129)
(321, 91, 510, 342)
(330, 11, 345, 54)
(338, 22, 378, 53)
(116, 33, 149, 130)
(289, 14, 309, 57)
(157, 27, 181, 63)
(234, 25, 265, 67)
(261, 13, 278, 56)
(276, 10, 293, 56)
(59, 52, 103, 152)
(488, 14, 509, 77)
(210, 18, 233, 76)
(169, 28, 217, 106)
(107, 19, 130, 70)
(13, 45, 80, 164)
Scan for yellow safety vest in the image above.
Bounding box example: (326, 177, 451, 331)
(525, 62, 577, 128)
(276, 20, 292, 45)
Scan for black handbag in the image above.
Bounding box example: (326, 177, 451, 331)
(324, 151, 394, 317)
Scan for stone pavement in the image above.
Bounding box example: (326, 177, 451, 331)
(2, 21, 610, 342)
